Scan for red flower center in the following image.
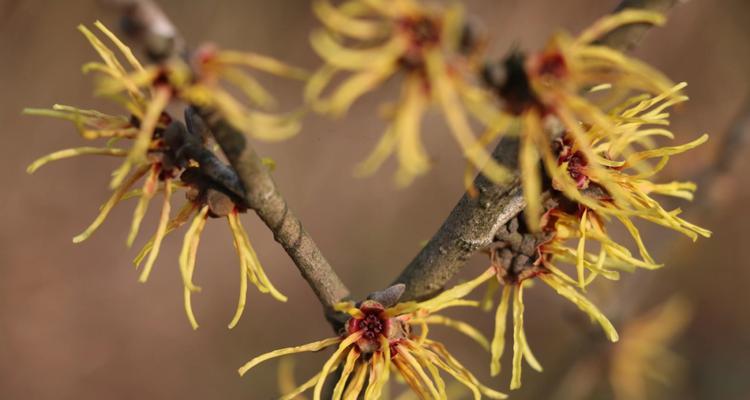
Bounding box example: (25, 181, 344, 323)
(358, 312, 386, 340)
(535, 51, 568, 80)
(556, 138, 590, 189)
(397, 15, 442, 71)
(346, 301, 394, 354)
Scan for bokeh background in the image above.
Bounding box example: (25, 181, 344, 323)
(1, 0, 749, 399)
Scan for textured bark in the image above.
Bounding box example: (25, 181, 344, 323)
(394, 138, 525, 301)
(199, 112, 351, 318)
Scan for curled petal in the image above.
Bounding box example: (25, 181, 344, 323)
(138, 180, 174, 283)
(27, 147, 127, 174)
(73, 165, 150, 243)
(540, 274, 619, 342)
(238, 336, 342, 376)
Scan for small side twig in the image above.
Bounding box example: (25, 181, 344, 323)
(598, 0, 680, 51)
(103, 0, 184, 60)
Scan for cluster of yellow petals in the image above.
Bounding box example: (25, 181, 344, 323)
(477, 265, 618, 391)
(239, 269, 507, 399)
(23, 5, 714, 398)
(25, 22, 289, 330)
(308, 0, 509, 186)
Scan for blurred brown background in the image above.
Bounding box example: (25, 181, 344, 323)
(1, 0, 749, 399)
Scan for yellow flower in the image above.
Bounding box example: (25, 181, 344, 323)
(178, 44, 309, 141)
(133, 194, 287, 330)
(79, 21, 307, 146)
(526, 86, 709, 293)
(544, 84, 710, 242)
(27, 109, 287, 331)
(25, 22, 289, 330)
(307, 0, 509, 186)
(238, 269, 506, 399)
(486, 10, 686, 230)
(25, 102, 177, 247)
(481, 237, 619, 390)
(539, 205, 657, 290)
(77, 21, 173, 189)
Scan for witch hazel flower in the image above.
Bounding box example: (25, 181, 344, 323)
(238, 272, 507, 399)
(74, 20, 307, 150)
(25, 21, 290, 330)
(307, 0, 509, 187)
(471, 214, 619, 390)
(482, 10, 685, 230)
(538, 88, 711, 290)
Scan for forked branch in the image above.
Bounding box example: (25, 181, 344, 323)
(109, 0, 681, 317)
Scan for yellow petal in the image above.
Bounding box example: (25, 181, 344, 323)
(395, 76, 430, 186)
(93, 20, 145, 72)
(540, 274, 619, 342)
(126, 165, 159, 247)
(313, 0, 388, 40)
(110, 86, 170, 189)
(427, 50, 511, 185)
(575, 9, 665, 45)
(626, 134, 709, 165)
(417, 268, 496, 312)
(510, 285, 524, 390)
(342, 362, 369, 400)
(354, 126, 398, 178)
(280, 372, 320, 400)
(73, 165, 150, 243)
(138, 180, 173, 283)
(227, 216, 250, 330)
(313, 333, 362, 400)
(418, 315, 490, 351)
(310, 30, 404, 71)
(239, 336, 342, 376)
(134, 201, 196, 268)
(27, 147, 127, 174)
(219, 66, 277, 109)
(217, 50, 309, 80)
(520, 113, 543, 231)
(326, 63, 396, 116)
(490, 285, 511, 376)
(180, 206, 209, 330)
(332, 349, 361, 400)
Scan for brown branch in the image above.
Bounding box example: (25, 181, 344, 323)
(694, 93, 750, 209)
(394, 139, 525, 301)
(393, 0, 680, 302)
(198, 112, 351, 320)
(106, 0, 351, 321)
(599, 0, 680, 51)
(703, 94, 750, 182)
(102, 0, 185, 60)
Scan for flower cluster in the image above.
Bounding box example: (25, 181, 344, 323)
(470, 217, 618, 391)
(482, 11, 707, 231)
(239, 270, 506, 399)
(24, 3, 712, 398)
(25, 22, 298, 329)
(307, 0, 509, 186)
